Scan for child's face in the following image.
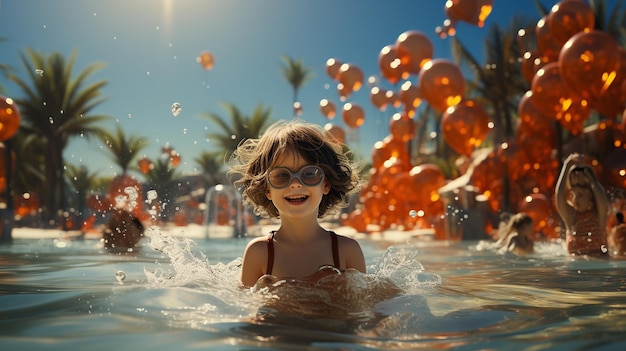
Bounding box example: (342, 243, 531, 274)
(265, 151, 330, 220)
(569, 185, 594, 211)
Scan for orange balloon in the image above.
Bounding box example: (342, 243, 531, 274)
(593, 48, 626, 118)
(325, 58, 342, 81)
(382, 135, 410, 168)
(395, 30, 433, 76)
(518, 193, 554, 234)
(441, 99, 490, 156)
(370, 87, 388, 111)
(389, 112, 416, 143)
(319, 99, 336, 119)
(399, 81, 422, 115)
(170, 152, 181, 167)
(559, 30, 622, 102)
(337, 63, 364, 96)
(324, 123, 345, 144)
(517, 91, 557, 143)
(393, 164, 445, 206)
(535, 16, 561, 61)
(196, 51, 214, 70)
(378, 45, 403, 85)
(0, 96, 21, 141)
(447, 0, 493, 27)
(342, 103, 365, 129)
(548, 0, 595, 46)
(418, 59, 465, 112)
(138, 157, 153, 174)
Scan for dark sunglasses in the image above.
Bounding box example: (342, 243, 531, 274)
(267, 165, 325, 189)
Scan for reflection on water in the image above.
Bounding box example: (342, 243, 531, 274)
(1, 228, 626, 350)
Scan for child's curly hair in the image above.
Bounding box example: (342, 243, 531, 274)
(228, 120, 361, 218)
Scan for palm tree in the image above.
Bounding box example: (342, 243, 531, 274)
(99, 125, 149, 175)
(451, 17, 530, 142)
(143, 156, 181, 221)
(9, 48, 110, 226)
(280, 56, 314, 113)
(0, 38, 10, 94)
(194, 150, 227, 187)
(65, 163, 99, 229)
(200, 102, 272, 160)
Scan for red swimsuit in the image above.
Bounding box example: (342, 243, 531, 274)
(265, 231, 340, 275)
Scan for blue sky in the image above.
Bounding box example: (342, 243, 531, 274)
(0, 0, 616, 177)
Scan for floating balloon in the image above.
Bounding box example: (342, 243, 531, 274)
(535, 16, 561, 61)
(559, 30, 622, 102)
(325, 58, 342, 81)
(0, 96, 21, 141)
(342, 103, 365, 129)
(418, 59, 465, 112)
(446, 0, 493, 28)
(389, 112, 416, 142)
(441, 99, 490, 156)
(395, 30, 433, 76)
(378, 45, 403, 85)
(319, 99, 336, 119)
(324, 123, 346, 144)
(548, 0, 595, 47)
(337, 63, 364, 96)
(370, 87, 388, 112)
(196, 51, 214, 70)
(138, 157, 153, 174)
(399, 81, 422, 117)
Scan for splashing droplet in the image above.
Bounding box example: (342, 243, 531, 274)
(115, 271, 126, 284)
(171, 102, 182, 116)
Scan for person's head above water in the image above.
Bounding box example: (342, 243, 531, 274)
(229, 120, 360, 218)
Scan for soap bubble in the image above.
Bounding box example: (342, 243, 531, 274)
(171, 102, 182, 116)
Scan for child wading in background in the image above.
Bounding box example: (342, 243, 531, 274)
(229, 120, 366, 288)
(495, 212, 534, 256)
(555, 153, 609, 257)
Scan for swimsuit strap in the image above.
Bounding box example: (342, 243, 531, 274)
(330, 231, 340, 268)
(265, 230, 340, 275)
(266, 231, 276, 275)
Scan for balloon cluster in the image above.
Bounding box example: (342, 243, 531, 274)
(437, 0, 494, 38)
(339, 0, 626, 239)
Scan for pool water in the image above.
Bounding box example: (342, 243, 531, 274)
(1, 226, 625, 350)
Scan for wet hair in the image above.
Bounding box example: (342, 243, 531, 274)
(228, 120, 361, 218)
(497, 212, 533, 239)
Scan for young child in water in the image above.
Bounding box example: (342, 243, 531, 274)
(495, 212, 534, 256)
(229, 120, 366, 288)
(555, 153, 609, 256)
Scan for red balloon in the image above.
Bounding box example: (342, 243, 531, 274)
(559, 30, 622, 102)
(370, 87, 388, 111)
(418, 59, 465, 112)
(441, 99, 490, 156)
(378, 45, 403, 85)
(138, 157, 153, 174)
(337, 63, 364, 95)
(342, 103, 365, 129)
(319, 99, 336, 119)
(389, 113, 416, 143)
(447, 0, 493, 27)
(324, 123, 345, 144)
(535, 16, 561, 61)
(196, 51, 214, 70)
(325, 58, 342, 81)
(399, 81, 422, 116)
(0, 96, 21, 141)
(548, 0, 595, 46)
(395, 30, 433, 76)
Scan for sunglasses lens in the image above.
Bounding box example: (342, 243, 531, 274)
(268, 165, 324, 188)
(268, 169, 292, 188)
(300, 166, 323, 185)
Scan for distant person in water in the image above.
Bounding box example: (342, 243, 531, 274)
(229, 120, 366, 288)
(495, 212, 534, 255)
(555, 153, 609, 257)
(609, 212, 626, 257)
(103, 208, 145, 251)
